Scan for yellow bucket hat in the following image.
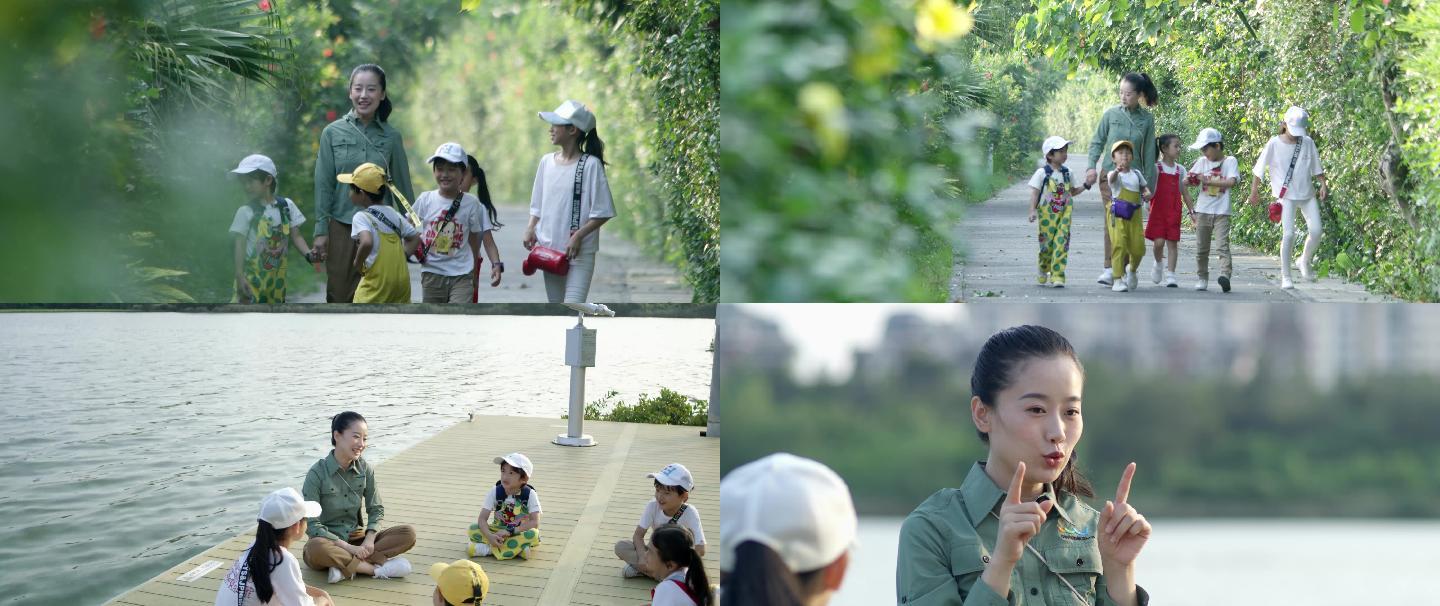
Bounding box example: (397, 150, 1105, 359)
(337, 162, 387, 195)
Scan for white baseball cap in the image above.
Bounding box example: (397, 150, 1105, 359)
(648, 463, 695, 492)
(539, 100, 596, 134)
(258, 487, 321, 529)
(230, 154, 277, 178)
(1189, 127, 1223, 150)
(1284, 106, 1309, 137)
(720, 453, 857, 574)
(1041, 136, 1071, 156)
(493, 452, 534, 479)
(426, 142, 466, 165)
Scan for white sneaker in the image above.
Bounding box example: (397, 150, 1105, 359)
(1126, 271, 1139, 291)
(1152, 263, 1163, 284)
(1165, 271, 1178, 287)
(372, 557, 411, 579)
(468, 541, 491, 557)
(1280, 276, 1295, 289)
(622, 563, 645, 578)
(1112, 279, 1129, 292)
(1194, 280, 1207, 291)
(328, 567, 345, 584)
(1299, 260, 1315, 282)
(1097, 269, 1113, 285)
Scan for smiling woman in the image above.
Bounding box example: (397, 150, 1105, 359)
(896, 325, 1152, 606)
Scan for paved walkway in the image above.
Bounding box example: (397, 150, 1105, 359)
(299, 205, 693, 303)
(949, 157, 1389, 302)
(106, 415, 719, 606)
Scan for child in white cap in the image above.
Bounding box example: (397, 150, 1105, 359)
(228, 154, 315, 303)
(1027, 136, 1088, 288)
(524, 99, 617, 303)
(415, 142, 498, 303)
(1247, 105, 1327, 289)
(1186, 127, 1240, 292)
(430, 559, 489, 605)
(468, 452, 542, 560)
(615, 463, 707, 580)
(215, 487, 334, 606)
(720, 453, 856, 606)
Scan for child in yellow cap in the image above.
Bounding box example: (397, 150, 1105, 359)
(337, 162, 420, 303)
(430, 559, 489, 605)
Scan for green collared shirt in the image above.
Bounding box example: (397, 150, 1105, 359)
(302, 451, 386, 541)
(897, 462, 1149, 606)
(312, 109, 415, 237)
(1087, 104, 1158, 189)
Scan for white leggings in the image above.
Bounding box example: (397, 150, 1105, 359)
(1279, 196, 1322, 276)
(543, 247, 597, 303)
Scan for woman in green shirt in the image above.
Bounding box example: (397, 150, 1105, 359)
(301, 411, 417, 584)
(896, 325, 1151, 606)
(1085, 73, 1158, 287)
(312, 64, 416, 302)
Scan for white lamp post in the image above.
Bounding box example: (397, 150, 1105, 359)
(554, 302, 614, 447)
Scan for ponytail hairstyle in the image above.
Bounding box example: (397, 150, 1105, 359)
(465, 154, 503, 229)
(244, 520, 288, 603)
(651, 525, 713, 605)
(1121, 72, 1159, 107)
(970, 325, 1095, 498)
(349, 64, 393, 122)
(331, 411, 367, 446)
(723, 541, 827, 606)
(579, 128, 607, 165)
(1156, 133, 1181, 155)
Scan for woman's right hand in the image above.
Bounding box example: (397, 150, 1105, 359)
(312, 236, 327, 260)
(1085, 168, 1098, 187)
(993, 462, 1052, 565)
(523, 227, 537, 250)
(1248, 189, 1261, 206)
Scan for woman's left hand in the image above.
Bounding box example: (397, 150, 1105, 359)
(1318, 184, 1328, 202)
(357, 534, 376, 559)
(566, 235, 581, 260)
(1099, 462, 1150, 567)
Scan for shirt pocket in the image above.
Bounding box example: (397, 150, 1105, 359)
(318, 482, 341, 509)
(330, 133, 360, 165)
(948, 540, 990, 601)
(1042, 541, 1101, 604)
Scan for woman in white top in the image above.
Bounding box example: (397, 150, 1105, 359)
(215, 488, 334, 606)
(524, 100, 617, 303)
(1247, 105, 1327, 290)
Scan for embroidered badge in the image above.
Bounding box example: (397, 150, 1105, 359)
(1057, 517, 1095, 541)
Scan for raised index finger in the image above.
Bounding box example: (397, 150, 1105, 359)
(1008, 462, 1026, 505)
(1115, 461, 1136, 504)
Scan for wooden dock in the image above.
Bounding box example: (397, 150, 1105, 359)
(105, 416, 720, 605)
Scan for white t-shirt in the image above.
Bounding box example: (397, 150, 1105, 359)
(638, 500, 706, 546)
(529, 152, 616, 252)
(1026, 165, 1084, 209)
(481, 486, 543, 516)
(1189, 155, 1240, 215)
(214, 545, 315, 606)
(1109, 167, 1148, 199)
(1252, 136, 1324, 200)
(651, 569, 699, 606)
(229, 199, 306, 259)
(350, 205, 419, 270)
(413, 190, 492, 276)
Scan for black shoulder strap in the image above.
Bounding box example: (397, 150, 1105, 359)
(275, 197, 292, 227)
(667, 503, 688, 525)
(570, 154, 588, 235)
(365, 207, 402, 234)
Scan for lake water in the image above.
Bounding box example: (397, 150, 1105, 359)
(838, 516, 1440, 605)
(0, 312, 713, 605)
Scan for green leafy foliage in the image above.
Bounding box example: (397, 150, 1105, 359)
(577, 388, 710, 426)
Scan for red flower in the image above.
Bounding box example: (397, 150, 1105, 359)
(326, 109, 338, 122)
(258, 0, 271, 11)
(89, 11, 107, 40)
(323, 48, 333, 58)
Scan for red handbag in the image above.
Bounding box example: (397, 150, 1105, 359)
(522, 246, 569, 276)
(1268, 201, 1283, 223)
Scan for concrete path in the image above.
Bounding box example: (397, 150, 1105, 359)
(949, 156, 1389, 302)
(299, 204, 693, 303)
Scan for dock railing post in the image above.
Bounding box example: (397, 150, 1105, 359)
(555, 303, 613, 447)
